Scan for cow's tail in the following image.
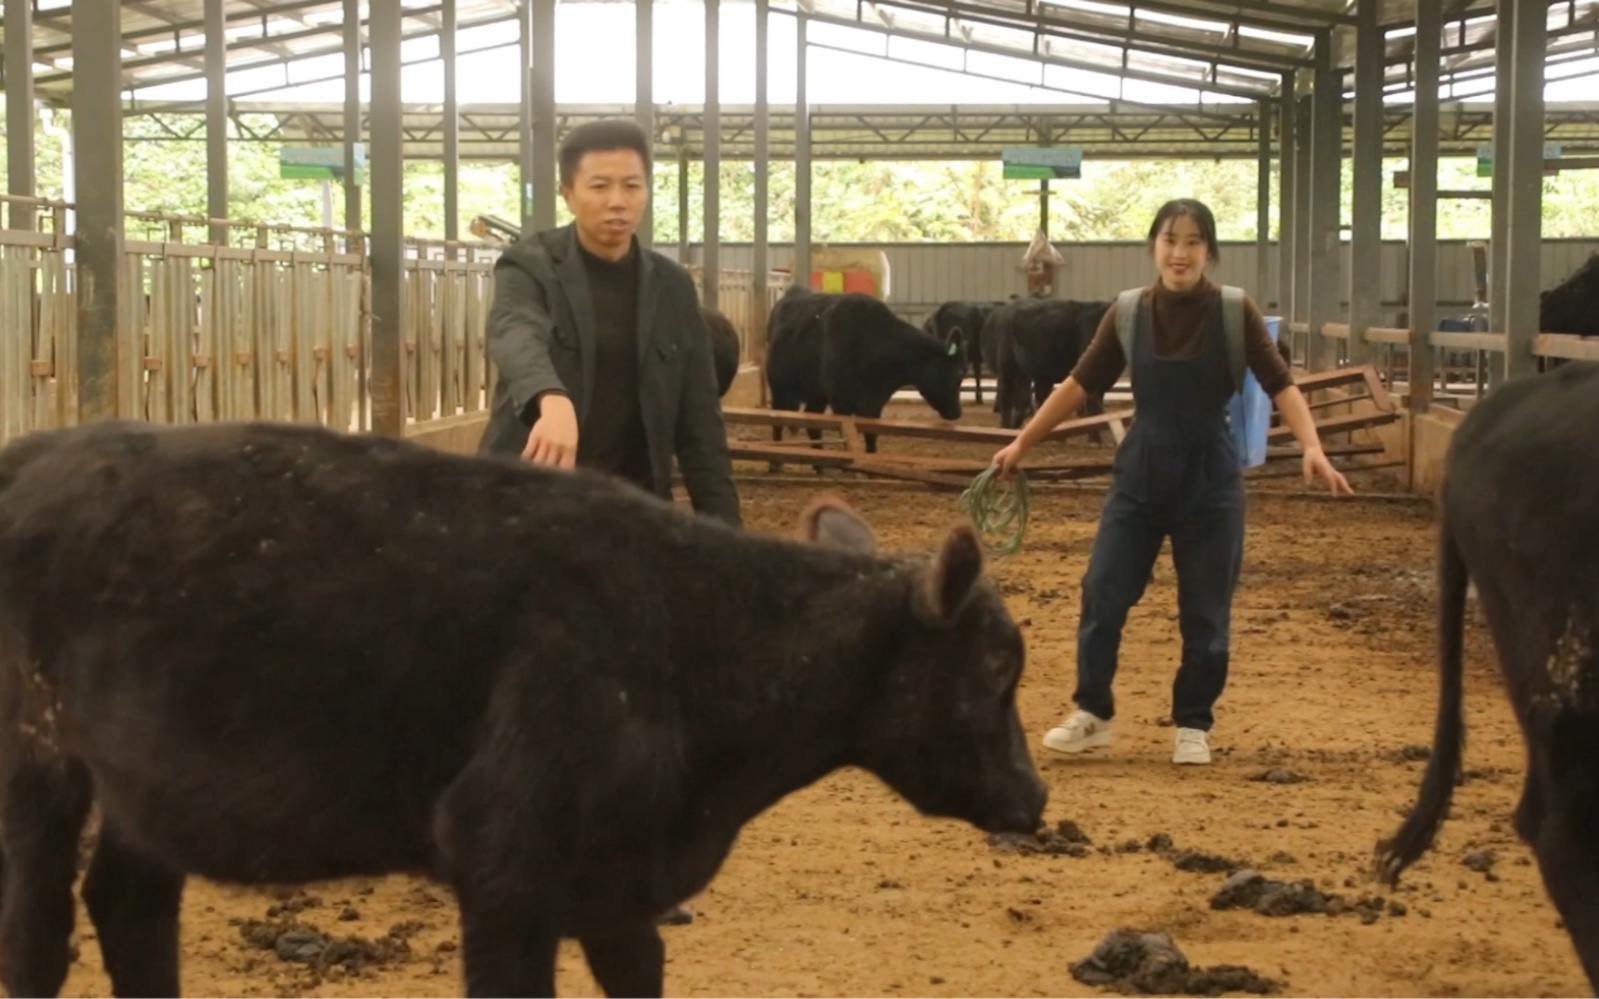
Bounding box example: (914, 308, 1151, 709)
(1375, 510, 1469, 887)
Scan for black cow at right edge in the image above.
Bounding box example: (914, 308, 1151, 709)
(1376, 356, 1599, 993)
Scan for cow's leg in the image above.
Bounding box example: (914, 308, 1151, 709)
(1521, 706, 1599, 992)
(436, 764, 563, 997)
(766, 393, 801, 472)
(972, 360, 984, 406)
(1525, 770, 1599, 991)
(802, 401, 827, 447)
(455, 895, 560, 998)
(0, 757, 93, 998)
(842, 400, 889, 454)
(80, 820, 186, 997)
(580, 920, 666, 998)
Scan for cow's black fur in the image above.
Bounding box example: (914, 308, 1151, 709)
(986, 297, 1112, 431)
(1538, 254, 1599, 373)
(702, 306, 741, 397)
(923, 300, 1002, 405)
(0, 419, 1046, 998)
(766, 286, 965, 454)
(1375, 360, 1599, 992)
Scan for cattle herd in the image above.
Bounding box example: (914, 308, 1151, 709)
(0, 256, 1597, 999)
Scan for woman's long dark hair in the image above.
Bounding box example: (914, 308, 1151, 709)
(1147, 198, 1222, 264)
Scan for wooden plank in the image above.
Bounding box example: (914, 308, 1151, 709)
(1535, 334, 1599, 361)
(721, 406, 1127, 445)
(1268, 441, 1385, 459)
(1245, 458, 1405, 480)
(845, 463, 973, 490)
(728, 443, 861, 469)
(1295, 393, 1377, 416)
(1320, 322, 1352, 340)
(1291, 366, 1378, 392)
(1361, 366, 1396, 412)
(1107, 414, 1128, 446)
(1429, 331, 1506, 352)
(1266, 408, 1399, 444)
(1365, 326, 1410, 345)
(839, 416, 866, 454)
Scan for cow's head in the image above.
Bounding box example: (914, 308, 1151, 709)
(799, 496, 1048, 836)
(912, 321, 966, 422)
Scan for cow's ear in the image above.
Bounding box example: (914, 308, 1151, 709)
(800, 495, 877, 554)
(917, 525, 984, 623)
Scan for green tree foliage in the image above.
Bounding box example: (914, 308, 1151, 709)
(3, 110, 1598, 244)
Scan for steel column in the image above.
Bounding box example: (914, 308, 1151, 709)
(1347, 0, 1383, 365)
(4, 0, 35, 230)
(1293, 94, 1312, 330)
(343, 0, 362, 238)
(703, 0, 721, 310)
(1407, 0, 1441, 415)
(1277, 76, 1296, 322)
(678, 147, 690, 262)
(794, 12, 812, 289)
(518, 0, 534, 229)
(1488, 0, 1512, 341)
(1256, 100, 1271, 308)
(71, 0, 124, 423)
(369, 0, 405, 436)
(636, 0, 655, 247)
(752, 0, 771, 367)
(1502, 0, 1545, 382)
(1307, 35, 1342, 374)
(204, 0, 228, 245)
(531, 0, 557, 233)
(443, 0, 459, 246)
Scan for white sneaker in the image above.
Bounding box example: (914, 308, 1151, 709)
(1042, 710, 1114, 755)
(1173, 727, 1212, 765)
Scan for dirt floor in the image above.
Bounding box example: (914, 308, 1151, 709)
(57, 399, 1590, 998)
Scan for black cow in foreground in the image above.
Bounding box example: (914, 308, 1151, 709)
(0, 419, 1047, 999)
(987, 297, 1113, 431)
(702, 306, 741, 397)
(766, 286, 966, 454)
(1375, 360, 1599, 992)
(923, 300, 1002, 405)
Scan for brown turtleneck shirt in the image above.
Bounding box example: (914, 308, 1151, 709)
(1070, 276, 1294, 399)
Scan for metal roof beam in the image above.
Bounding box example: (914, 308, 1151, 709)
(152, 13, 515, 103)
(1166, 0, 1353, 30)
(30, 3, 509, 94)
(803, 33, 1255, 120)
(901, 0, 1312, 70)
(110, 99, 1599, 159)
(23, 0, 340, 60)
(948, 0, 1323, 72)
(802, 5, 1270, 99)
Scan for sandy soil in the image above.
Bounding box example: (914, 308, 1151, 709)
(55, 401, 1588, 998)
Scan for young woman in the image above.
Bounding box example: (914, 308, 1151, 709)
(991, 198, 1353, 766)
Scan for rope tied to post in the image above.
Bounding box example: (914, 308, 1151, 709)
(960, 465, 1030, 559)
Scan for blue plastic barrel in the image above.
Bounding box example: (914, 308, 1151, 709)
(1228, 315, 1280, 468)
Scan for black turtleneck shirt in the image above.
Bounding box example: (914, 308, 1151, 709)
(574, 243, 652, 490)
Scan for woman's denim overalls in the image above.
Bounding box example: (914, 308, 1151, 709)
(1071, 289, 1247, 732)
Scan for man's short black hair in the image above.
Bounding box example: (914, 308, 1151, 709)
(558, 119, 653, 188)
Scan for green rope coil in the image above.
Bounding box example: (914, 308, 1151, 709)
(960, 465, 1030, 558)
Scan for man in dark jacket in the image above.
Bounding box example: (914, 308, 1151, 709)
(478, 118, 742, 528)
